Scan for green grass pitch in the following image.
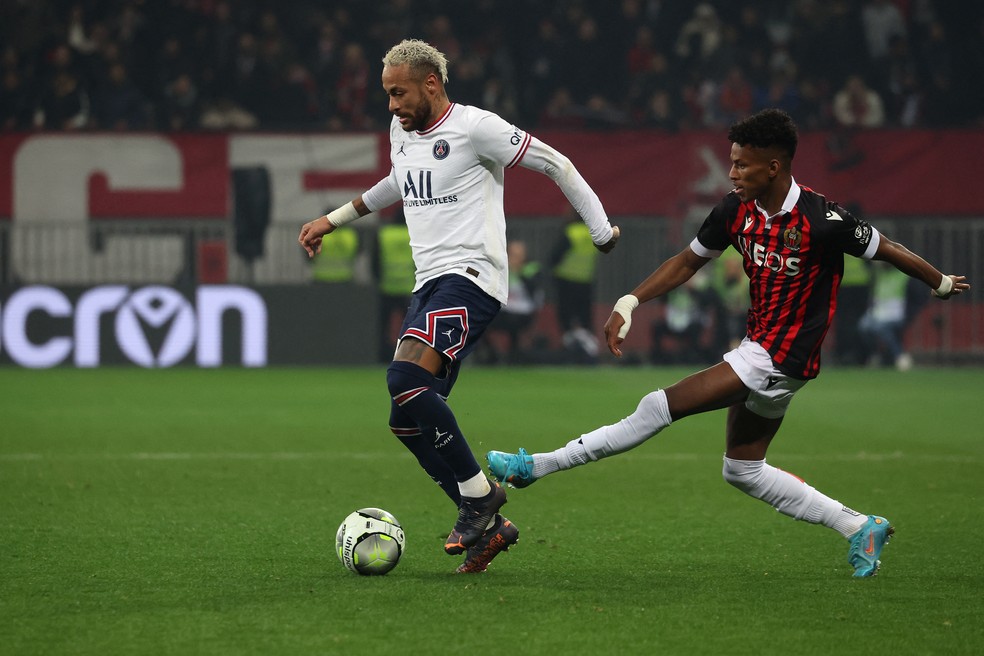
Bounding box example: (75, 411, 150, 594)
(1, 365, 982, 655)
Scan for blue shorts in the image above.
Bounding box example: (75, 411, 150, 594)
(398, 273, 501, 364)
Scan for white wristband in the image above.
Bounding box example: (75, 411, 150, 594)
(612, 294, 640, 339)
(325, 201, 360, 228)
(933, 274, 953, 298)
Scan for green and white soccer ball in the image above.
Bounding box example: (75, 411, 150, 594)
(335, 507, 405, 575)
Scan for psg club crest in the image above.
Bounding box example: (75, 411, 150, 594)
(432, 139, 450, 160)
(783, 226, 802, 251)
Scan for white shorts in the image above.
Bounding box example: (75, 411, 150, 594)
(722, 337, 808, 419)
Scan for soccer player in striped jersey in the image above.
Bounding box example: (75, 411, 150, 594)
(488, 108, 970, 578)
(298, 39, 620, 573)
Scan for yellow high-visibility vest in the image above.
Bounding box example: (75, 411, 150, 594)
(841, 256, 870, 287)
(553, 223, 598, 283)
(378, 224, 415, 296)
(312, 227, 358, 282)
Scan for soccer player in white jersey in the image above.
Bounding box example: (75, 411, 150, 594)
(299, 39, 620, 573)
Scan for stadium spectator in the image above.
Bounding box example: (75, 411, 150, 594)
(487, 108, 970, 578)
(521, 18, 566, 121)
(649, 271, 724, 365)
(92, 61, 148, 130)
(675, 3, 726, 80)
(484, 240, 545, 364)
(859, 261, 915, 371)
(641, 88, 680, 131)
(199, 96, 258, 131)
(373, 209, 415, 363)
(537, 87, 586, 130)
(0, 0, 975, 132)
(832, 74, 885, 128)
(861, 0, 907, 63)
(332, 42, 372, 130)
(716, 65, 755, 126)
(870, 33, 917, 123)
(34, 68, 89, 130)
(0, 67, 35, 130)
(297, 39, 620, 575)
(551, 213, 604, 362)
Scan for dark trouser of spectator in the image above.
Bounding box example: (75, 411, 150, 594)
(858, 314, 910, 370)
(555, 279, 592, 331)
(834, 285, 869, 365)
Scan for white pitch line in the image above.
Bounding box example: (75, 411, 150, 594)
(0, 451, 979, 463)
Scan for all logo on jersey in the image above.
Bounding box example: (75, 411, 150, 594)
(404, 170, 433, 199)
(402, 169, 458, 207)
(433, 139, 450, 160)
(783, 226, 802, 251)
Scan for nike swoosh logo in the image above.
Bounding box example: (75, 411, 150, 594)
(864, 534, 875, 555)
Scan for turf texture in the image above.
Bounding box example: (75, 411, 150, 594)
(1, 366, 982, 655)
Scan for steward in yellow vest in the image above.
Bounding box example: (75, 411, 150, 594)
(552, 222, 598, 284)
(377, 224, 416, 296)
(311, 226, 359, 283)
(374, 217, 415, 361)
(550, 220, 600, 360)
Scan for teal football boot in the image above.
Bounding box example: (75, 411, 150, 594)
(848, 515, 894, 577)
(486, 448, 536, 488)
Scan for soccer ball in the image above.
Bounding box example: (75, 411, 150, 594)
(335, 507, 405, 575)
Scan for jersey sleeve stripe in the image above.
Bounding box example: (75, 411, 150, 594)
(690, 237, 722, 259)
(507, 132, 532, 168)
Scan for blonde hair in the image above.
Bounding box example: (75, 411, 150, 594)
(382, 39, 449, 84)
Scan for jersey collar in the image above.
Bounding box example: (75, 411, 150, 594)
(417, 103, 455, 135)
(754, 176, 800, 225)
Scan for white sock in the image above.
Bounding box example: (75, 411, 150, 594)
(722, 457, 869, 538)
(458, 471, 492, 498)
(533, 390, 672, 478)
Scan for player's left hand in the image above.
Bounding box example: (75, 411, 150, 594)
(933, 274, 970, 300)
(604, 311, 627, 357)
(595, 225, 620, 254)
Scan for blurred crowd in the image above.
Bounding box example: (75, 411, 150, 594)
(2, 0, 983, 133)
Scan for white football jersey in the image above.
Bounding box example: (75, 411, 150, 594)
(362, 103, 613, 305)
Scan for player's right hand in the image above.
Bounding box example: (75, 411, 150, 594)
(298, 216, 334, 258)
(596, 225, 620, 254)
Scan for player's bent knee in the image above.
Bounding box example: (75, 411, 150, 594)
(386, 360, 434, 400)
(722, 456, 765, 493)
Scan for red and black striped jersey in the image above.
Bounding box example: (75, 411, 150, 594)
(693, 184, 878, 379)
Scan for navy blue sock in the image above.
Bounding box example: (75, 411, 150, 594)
(390, 409, 461, 506)
(386, 361, 482, 482)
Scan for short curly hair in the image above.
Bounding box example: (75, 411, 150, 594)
(382, 39, 449, 84)
(728, 109, 798, 160)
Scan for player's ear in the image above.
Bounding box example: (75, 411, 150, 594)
(424, 72, 439, 94)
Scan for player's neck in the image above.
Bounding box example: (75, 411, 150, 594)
(424, 97, 452, 129)
(760, 177, 792, 217)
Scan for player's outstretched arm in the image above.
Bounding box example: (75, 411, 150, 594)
(874, 235, 970, 300)
(604, 247, 710, 357)
(298, 197, 370, 258)
(518, 137, 618, 250)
